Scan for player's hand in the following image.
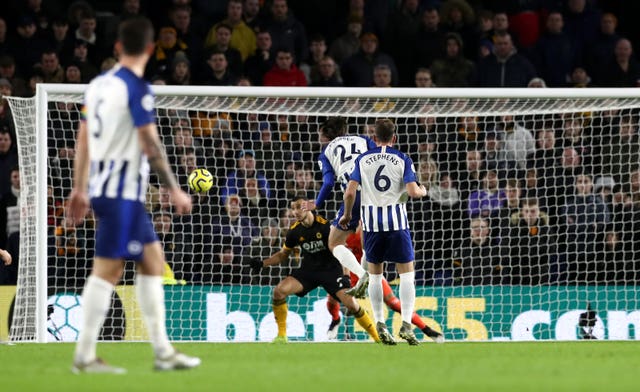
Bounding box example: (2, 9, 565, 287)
(248, 258, 264, 272)
(302, 200, 317, 212)
(67, 189, 90, 226)
(418, 184, 427, 197)
(170, 188, 192, 215)
(338, 214, 351, 230)
(0, 248, 11, 265)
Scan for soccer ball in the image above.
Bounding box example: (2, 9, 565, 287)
(188, 168, 213, 193)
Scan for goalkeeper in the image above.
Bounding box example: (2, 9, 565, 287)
(249, 196, 380, 343)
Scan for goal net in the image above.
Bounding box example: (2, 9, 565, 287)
(6, 86, 640, 343)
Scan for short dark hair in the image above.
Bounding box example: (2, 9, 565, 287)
(118, 17, 154, 56)
(290, 193, 307, 204)
(320, 117, 347, 140)
(374, 119, 395, 142)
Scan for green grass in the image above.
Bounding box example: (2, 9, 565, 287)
(2, 341, 639, 391)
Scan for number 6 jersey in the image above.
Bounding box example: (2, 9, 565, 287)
(349, 145, 418, 232)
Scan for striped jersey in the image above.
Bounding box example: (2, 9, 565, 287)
(82, 65, 155, 202)
(318, 135, 376, 190)
(349, 146, 418, 232)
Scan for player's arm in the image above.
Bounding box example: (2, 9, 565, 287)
(138, 123, 191, 214)
(0, 248, 12, 265)
(310, 153, 335, 210)
(67, 121, 90, 225)
(249, 247, 293, 271)
(339, 179, 359, 229)
(406, 181, 427, 198)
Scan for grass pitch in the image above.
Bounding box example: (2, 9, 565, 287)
(2, 341, 638, 391)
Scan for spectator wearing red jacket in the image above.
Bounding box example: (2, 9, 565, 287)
(263, 47, 307, 86)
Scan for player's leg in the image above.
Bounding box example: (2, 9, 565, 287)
(329, 225, 367, 279)
(363, 232, 395, 344)
(272, 276, 304, 342)
(73, 257, 126, 374)
(393, 229, 419, 345)
(334, 289, 379, 342)
(138, 242, 201, 370)
(326, 294, 341, 340)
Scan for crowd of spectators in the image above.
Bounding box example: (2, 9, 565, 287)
(2, 0, 640, 288)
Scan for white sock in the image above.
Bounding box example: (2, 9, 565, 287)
(136, 275, 174, 358)
(332, 245, 366, 278)
(399, 271, 416, 325)
(74, 275, 114, 364)
(368, 273, 384, 323)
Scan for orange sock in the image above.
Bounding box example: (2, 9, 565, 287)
(326, 296, 341, 321)
(382, 279, 426, 330)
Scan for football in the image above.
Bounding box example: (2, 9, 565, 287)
(188, 168, 214, 193)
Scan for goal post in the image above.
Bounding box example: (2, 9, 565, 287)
(6, 85, 640, 343)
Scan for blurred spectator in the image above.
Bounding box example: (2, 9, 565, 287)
(443, 217, 502, 286)
(300, 34, 331, 85)
(244, 217, 292, 285)
(205, 23, 243, 77)
(499, 115, 535, 170)
(328, 14, 362, 66)
(49, 17, 72, 60)
(310, 56, 342, 87)
(535, 128, 560, 177)
(372, 63, 392, 87)
(440, 0, 477, 60)
(37, 50, 64, 83)
(204, 0, 256, 61)
(239, 177, 272, 223)
(413, 7, 445, 71)
(27, 69, 44, 97)
(0, 56, 28, 97)
(201, 50, 237, 86)
(236, 76, 251, 86)
(430, 32, 475, 87)
(384, 0, 421, 86)
(414, 67, 434, 87)
(499, 178, 523, 233)
(600, 38, 640, 87)
(0, 17, 7, 56)
(150, 26, 188, 78)
(0, 166, 19, 247)
(341, 32, 398, 87)
(70, 40, 98, 81)
(560, 173, 611, 282)
(0, 128, 17, 197)
(242, 0, 261, 32)
(73, 10, 105, 67)
(601, 112, 640, 186)
(263, 47, 306, 86)
(0, 80, 14, 133)
(221, 149, 271, 204)
(475, 32, 537, 87)
(9, 16, 48, 77)
(563, 0, 601, 68)
(244, 30, 274, 86)
(64, 63, 82, 83)
(586, 12, 621, 85)
(260, 0, 308, 65)
(166, 51, 191, 85)
(468, 168, 506, 219)
(534, 12, 574, 87)
(457, 149, 484, 202)
(568, 66, 592, 87)
(527, 77, 547, 87)
(169, 5, 204, 71)
(484, 129, 516, 180)
(505, 197, 554, 285)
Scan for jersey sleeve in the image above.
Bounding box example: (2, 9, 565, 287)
(315, 152, 335, 208)
(364, 136, 376, 150)
(402, 155, 418, 184)
(349, 155, 362, 184)
(128, 81, 156, 127)
(283, 227, 298, 250)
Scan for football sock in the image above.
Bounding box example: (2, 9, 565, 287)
(326, 297, 341, 321)
(354, 307, 380, 342)
(74, 275, 114, 364)
(399, 271, 416, 325)
(273, 298, 288, 337)
(382, 280, 426, 329)
(136, 275, 174, 358)
(368, 273, 384, 323)
(332, 245, 366, 278)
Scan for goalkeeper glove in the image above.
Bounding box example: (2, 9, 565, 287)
(248, 258, 264, 273)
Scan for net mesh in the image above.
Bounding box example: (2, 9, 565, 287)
(7, 89, 640, 342)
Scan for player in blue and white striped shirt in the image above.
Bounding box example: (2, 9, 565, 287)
(306, 117, 376, 296)
(340, 119, 427, 345)
(67, 17, 200, 373)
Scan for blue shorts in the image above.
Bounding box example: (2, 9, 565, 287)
(332, 192, 361, 232)
(364, 229, 415, 264)
(91, 197, 158, 261)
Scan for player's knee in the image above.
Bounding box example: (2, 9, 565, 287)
(273, 285, 287, 301)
